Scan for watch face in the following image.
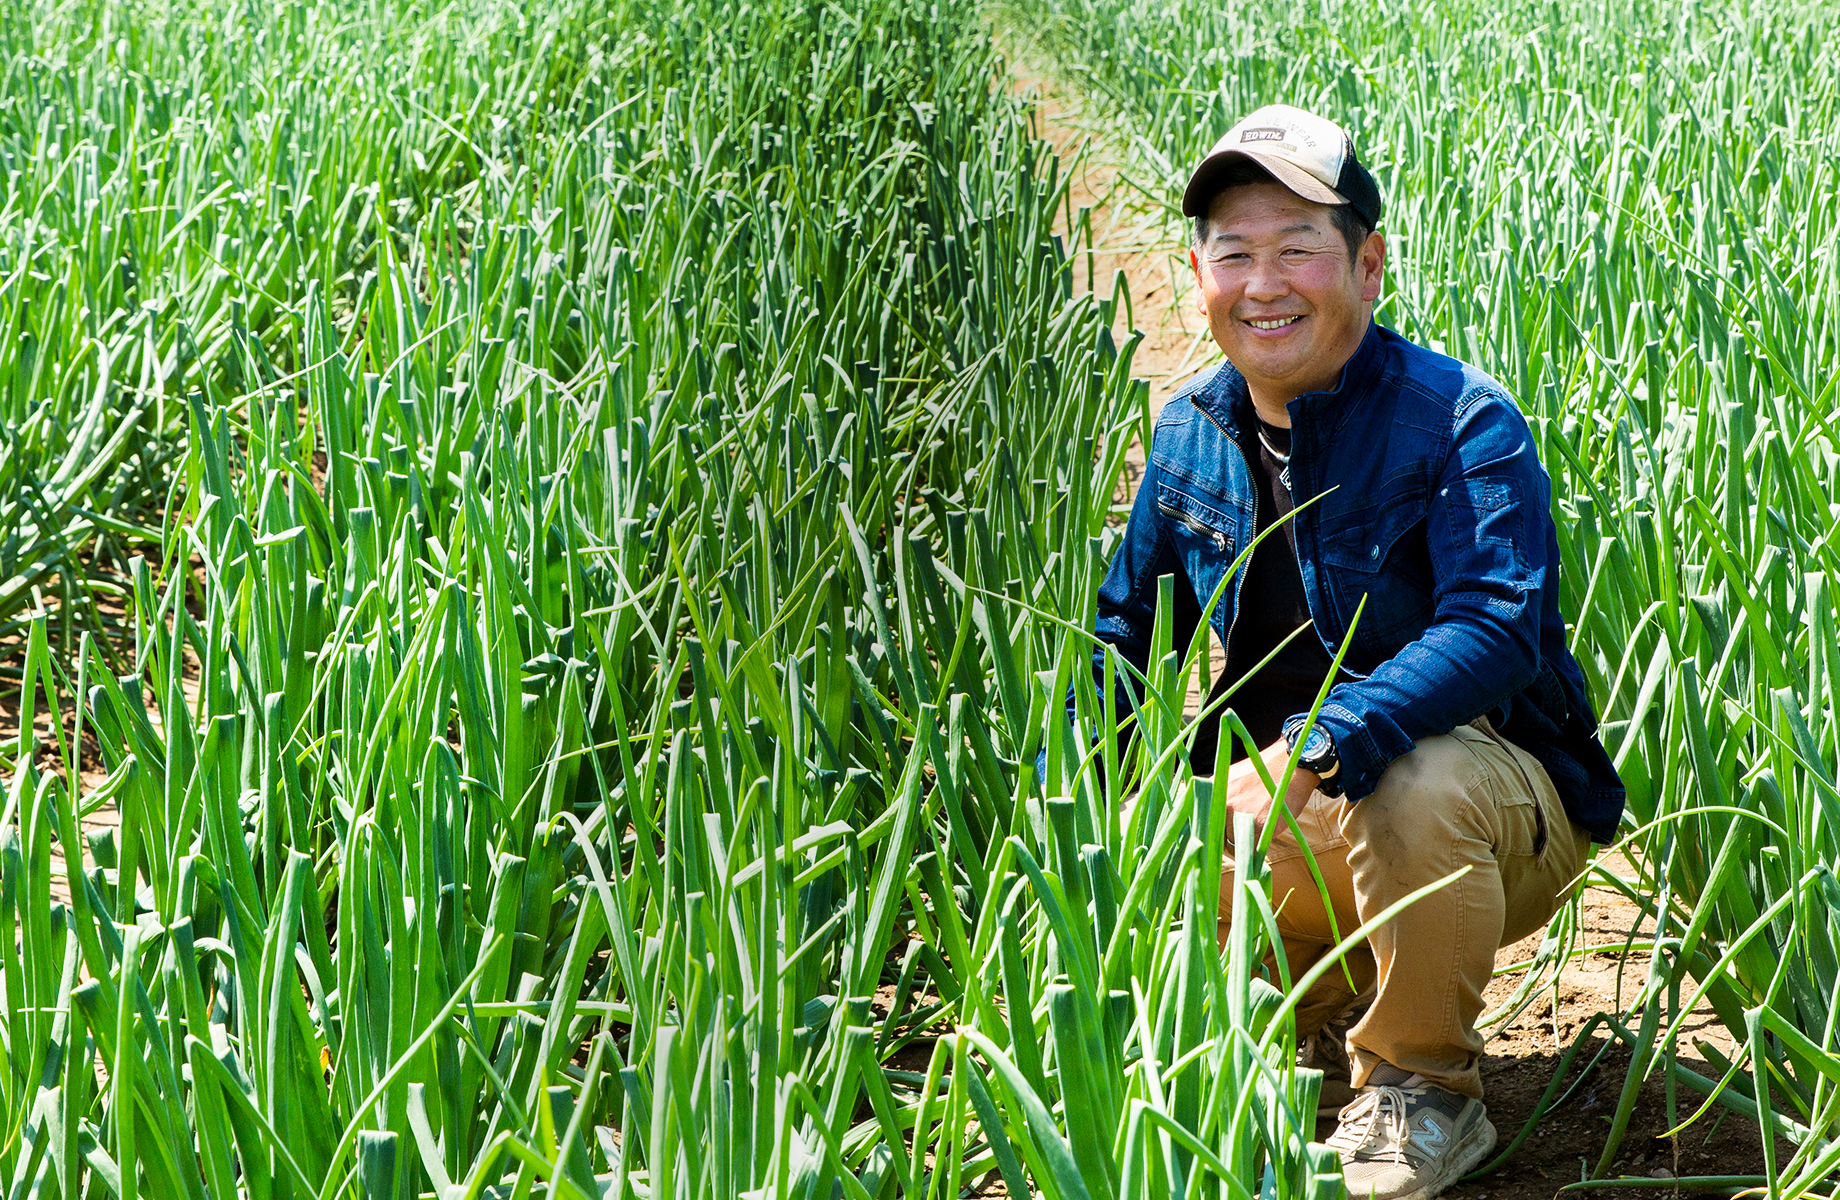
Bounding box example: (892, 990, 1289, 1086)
(1301, 727, 1331, 762)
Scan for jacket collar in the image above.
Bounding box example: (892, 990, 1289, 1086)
(1287, 320, 1387, 434)
(1191, 321, 1388, 437)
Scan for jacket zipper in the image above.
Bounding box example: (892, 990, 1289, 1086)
(1155, 499, 1227, 551)
(1193, 405, 1255, 664)
(1195, 398, 1373, 683)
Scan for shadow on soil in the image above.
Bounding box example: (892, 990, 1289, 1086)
(1444, 1036, 1782, 1200)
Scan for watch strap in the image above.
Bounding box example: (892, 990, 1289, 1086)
(1284, 717, 1344, 797)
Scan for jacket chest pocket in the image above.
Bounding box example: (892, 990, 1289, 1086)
(1320, 485, 1426, 573)
(1157, 498, 1226, 551)
(1154, 483, 1243, 625)
(1319, 486, 1434, 648)
(1154, 484, 1236, 555)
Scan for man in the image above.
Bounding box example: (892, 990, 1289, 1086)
(1090, 104, 1623, 1200)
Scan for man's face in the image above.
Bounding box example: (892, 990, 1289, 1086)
(1190, 182, 1385, 407)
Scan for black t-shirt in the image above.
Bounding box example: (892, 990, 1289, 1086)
(1188, 415, 1341, 775)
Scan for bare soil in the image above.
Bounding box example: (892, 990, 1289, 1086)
(1451, 859, 1774, 1198)
(6, 674, 121, 909)
(13, 555, 188, 907)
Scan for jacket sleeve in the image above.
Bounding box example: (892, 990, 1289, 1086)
(1309, 390, 1552, 800)
(1087, 449, 1203, 743)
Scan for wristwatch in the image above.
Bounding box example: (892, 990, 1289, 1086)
(1284, 716, 1343, 797)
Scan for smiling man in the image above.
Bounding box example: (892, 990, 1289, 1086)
(1090, 105, 1624, 1199)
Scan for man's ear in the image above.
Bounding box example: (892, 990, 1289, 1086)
(1358, 230, 1387, 303)
(1191, 248, 1208, 314)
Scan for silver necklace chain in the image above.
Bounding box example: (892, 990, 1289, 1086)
(1257, 426, 1292, 465)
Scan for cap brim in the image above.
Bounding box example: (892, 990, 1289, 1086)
(1182, 149, 1349, 217)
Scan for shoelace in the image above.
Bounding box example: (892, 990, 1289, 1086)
(1330, 1086, 1414, 1166)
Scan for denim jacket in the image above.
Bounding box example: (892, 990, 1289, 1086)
(1095, 322, 1624, 842)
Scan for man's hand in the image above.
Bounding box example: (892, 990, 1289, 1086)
(1222, 737, 1321, 830)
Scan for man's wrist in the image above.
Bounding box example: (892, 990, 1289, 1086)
(1284, 715, 1344, 797)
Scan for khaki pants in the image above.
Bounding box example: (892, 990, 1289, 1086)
(1221, 719, 1591, 1099)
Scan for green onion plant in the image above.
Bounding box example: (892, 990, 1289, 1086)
(0, 0, 1361, 1194)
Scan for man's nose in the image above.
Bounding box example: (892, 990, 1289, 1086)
(1243, 257, 1288, 303)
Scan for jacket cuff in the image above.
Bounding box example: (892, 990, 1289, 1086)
(1308, 705, 1415, 802)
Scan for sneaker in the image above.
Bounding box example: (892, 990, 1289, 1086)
(1326, 1064, 1496, 1200)
(1298, 1017, 1358, 1120)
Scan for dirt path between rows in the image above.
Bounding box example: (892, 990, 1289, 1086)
(1008, 46, 1778, 1199)
(1008, 61, 1212, 416)
(1008, 57, 1235, 710)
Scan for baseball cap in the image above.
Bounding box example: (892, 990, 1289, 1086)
(1182, 104, 1382, 229)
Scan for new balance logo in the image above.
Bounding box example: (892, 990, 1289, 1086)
(1409, 1115, 1449, 1156)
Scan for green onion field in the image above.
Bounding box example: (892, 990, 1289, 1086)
(2, 0, 1838, 1194)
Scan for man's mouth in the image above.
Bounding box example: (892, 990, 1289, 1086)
(1244, 316, 1303, 330)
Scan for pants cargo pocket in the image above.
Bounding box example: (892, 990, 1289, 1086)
(1460, 719, 1551, 860)
(1495, 793, 1544, 858)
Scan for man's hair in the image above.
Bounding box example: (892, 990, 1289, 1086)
(1190, 160, 1373, 260)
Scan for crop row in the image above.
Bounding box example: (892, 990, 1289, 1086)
(3, 0, 1337, 1196)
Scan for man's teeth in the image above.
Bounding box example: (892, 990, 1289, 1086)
(1249, 317, 1299, 330)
